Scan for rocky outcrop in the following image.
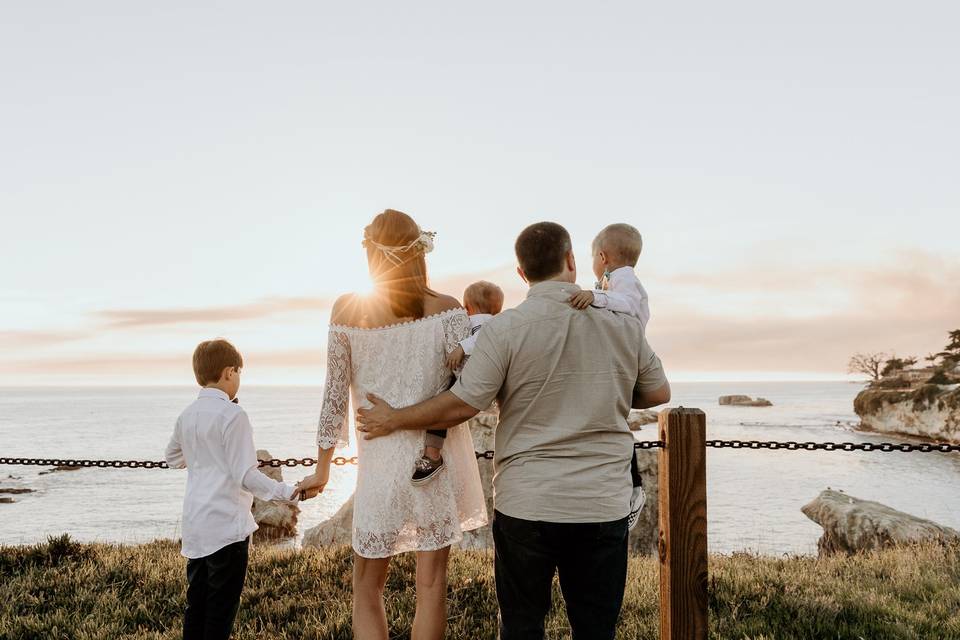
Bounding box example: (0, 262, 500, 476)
(854, 385, 960, 443)
(252, 449, 300, 542)
(719, 395, 773, 407)
(627, 409, 659, 430)
(628, 449, 658, 555)
(801, 489, 959, 556)
(302, 493, 352, 548)
(302, 412, 661, 555)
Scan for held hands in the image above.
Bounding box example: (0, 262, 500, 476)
(568, 290, 595, 310)
(445, 345, 466, 370)
(296, 466, 329, 501)
(356, 393, 399, 440)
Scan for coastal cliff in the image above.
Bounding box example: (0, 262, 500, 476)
(854, 384, 960, 443)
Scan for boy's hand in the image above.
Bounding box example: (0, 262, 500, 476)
(445, 345, 465, 370)
(569, 290, 595, 310)
(296, 468, 329, 500)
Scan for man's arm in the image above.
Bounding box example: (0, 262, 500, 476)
(357, 390, 480, 439)
(633, 381, 671, 409)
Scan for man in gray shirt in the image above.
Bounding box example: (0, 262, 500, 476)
(358, 221, 670, 640)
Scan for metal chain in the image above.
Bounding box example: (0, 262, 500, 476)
(704, 440, 960, 453)
(1, 439, 956, 470)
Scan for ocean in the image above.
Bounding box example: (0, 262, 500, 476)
(2, 382, 958, 556)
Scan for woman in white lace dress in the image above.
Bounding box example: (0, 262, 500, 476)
(298, 210, 487, 640)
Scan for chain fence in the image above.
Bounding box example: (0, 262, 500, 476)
(1, 438, 958, 471)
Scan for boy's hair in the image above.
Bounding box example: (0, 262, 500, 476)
(463, 281, 505, 315)
(193, 339, 243, 386)
(594, 223, 643, 266)
(514, 222, 572, 282)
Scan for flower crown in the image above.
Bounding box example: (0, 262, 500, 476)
(362, 228, 436, 266)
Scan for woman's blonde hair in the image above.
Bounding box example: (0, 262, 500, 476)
(363, 209, 436, 319)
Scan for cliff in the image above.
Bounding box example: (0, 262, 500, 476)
(853, 384, 960, 443)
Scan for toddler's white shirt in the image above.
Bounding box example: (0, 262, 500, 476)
(460, 313, 493, 356)
(591, 266, 650, 328)
(165, 388, 297, 559)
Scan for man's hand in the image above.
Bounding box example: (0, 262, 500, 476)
(296, 466, 329, 500)
(356, 394, 400, 440)
(445, 345, 466, 370)
(568, 290, 595, 310)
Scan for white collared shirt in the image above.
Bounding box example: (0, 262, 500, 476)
(459, 313, 493, 356)
(165, 388, 297, 559)
(591, 266, 650, 328)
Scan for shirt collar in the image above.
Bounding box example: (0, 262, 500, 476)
(526, 280, 581, 300)
(199, 388, 230, 402)
(607, 266, 635, 281)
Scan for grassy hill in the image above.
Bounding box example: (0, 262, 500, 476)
(2, 535, 959, 639)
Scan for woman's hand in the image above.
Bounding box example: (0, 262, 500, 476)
(297, 466, 330, 500)
(356, 394, 399, 440)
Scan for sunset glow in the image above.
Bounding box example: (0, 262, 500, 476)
(2, 3, 957, 386)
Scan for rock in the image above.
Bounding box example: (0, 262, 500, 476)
(801, 489, 960, 556)
(0, 497, 14, 504)
(458, 412, 498, 550)
(302, 493, 353, 548)
(719, 395, 773, 407)
(628, 449, 658, 555)
(38, 465, 83, 475)
(251, 449, 299, 542)
(627, 409, 659, 431)
(0, 488, 34, 495)
(854, 385, 960, 443)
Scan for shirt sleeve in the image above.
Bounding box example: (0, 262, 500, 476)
(223, 410, 296, 501)
(317, 329, 351, 449)
(635, 335, 668, 393)
(591, 288, 650, 328)
(164, 417, 186, 469)
(459, 332, 479, 356)
(450, 324, 507, 411)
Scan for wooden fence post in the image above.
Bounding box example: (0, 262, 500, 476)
(658, 407, 708, 640)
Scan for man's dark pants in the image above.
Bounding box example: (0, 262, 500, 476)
(183, 537, 249, 640)
(493, 510, 629, 640)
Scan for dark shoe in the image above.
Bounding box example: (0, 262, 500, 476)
(411, 455, 445, 485)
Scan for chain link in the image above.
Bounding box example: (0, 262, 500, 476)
(1, 439, 956, 470)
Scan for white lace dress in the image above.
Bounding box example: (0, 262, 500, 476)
(317, 308, 488, 558)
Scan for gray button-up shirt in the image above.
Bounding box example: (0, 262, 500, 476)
(450, 280, 667, 523)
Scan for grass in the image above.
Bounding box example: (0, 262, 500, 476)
(2, 536, 960, 639)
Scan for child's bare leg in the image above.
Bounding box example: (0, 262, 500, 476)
(424, 445, 442, 461)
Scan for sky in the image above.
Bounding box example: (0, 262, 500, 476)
(1, 1, 958, 385)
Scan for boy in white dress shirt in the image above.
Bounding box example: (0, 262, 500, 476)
(568, 223, 650, 328)
(412, 281, 505, 484)
(165, 339, 308, 640)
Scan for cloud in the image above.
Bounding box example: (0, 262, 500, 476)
(2, 249, 956, 381)
(96, 296, 337, 328)
(0, 330, 90, 348)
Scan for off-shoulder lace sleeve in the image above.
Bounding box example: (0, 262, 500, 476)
(317, 329, 351, 449)
(441, 309, 471, 354)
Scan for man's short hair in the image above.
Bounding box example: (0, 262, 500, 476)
(594, 223, 643, 266)
(463, 281, 505, 315)
(193, 339, 243, 386)
(515, 222, 572, 282)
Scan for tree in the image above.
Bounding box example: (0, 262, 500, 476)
(881, 356, 917, 377)
(848, 352, 885, 382)
(925, 353, 940, 365)
(946, 330, 960, 355)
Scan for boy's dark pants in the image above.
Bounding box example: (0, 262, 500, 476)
(493, 510, 628, 640)
(183, 537, 249, 640)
